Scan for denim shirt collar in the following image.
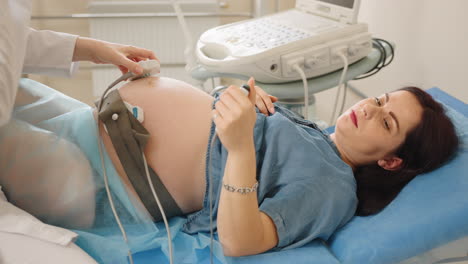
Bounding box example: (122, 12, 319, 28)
(273, 105, 342, 158)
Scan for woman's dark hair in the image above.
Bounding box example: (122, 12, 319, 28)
(354, 87, 459, 216)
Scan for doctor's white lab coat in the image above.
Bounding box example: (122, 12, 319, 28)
(0, 0, 78, 127)
(0, 0, 81, 253)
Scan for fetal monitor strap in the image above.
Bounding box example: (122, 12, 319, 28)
(97, 90, 183, 221)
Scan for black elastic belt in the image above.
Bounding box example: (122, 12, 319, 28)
(96, 90, 183, 221)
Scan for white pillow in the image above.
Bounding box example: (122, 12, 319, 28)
(0, 186, 77, 245)
(0, 186, 97, 264)
(0, 232, 97, 264)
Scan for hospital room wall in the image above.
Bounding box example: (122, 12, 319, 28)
(27, 0, 295, 106)
(28, 0, 466, 120)
(30, 0, 93, 104)
(353, 0, 468, 103)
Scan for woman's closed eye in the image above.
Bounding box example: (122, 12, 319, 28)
(374, 97, 390, 130)
(374, 97, 382, 106)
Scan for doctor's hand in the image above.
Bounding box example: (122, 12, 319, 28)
(254, 85, 278, 116)
(212, 78, 257, 153)
(72, 37, 157, 75)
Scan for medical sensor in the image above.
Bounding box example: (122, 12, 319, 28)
(196, 0, 372, 83)
(130, 59, 161, 80)
(106, 59, 161, 90)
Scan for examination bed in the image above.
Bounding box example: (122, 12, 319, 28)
(8, 79, 468, 264)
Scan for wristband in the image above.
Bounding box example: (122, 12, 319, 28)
(222, 181, 258, 194)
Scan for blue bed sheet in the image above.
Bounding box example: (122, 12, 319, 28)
(133, 239, 340, 264)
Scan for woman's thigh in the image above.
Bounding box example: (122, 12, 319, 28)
(0, 119, 96, 229)
(117, 77, 214, 213)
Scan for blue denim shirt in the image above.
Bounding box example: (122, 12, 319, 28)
(182, 103, 357, 250)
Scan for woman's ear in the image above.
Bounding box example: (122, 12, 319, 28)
(377, 156, 403, 171)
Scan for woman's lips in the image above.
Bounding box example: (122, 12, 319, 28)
(350, 110, 358, 127)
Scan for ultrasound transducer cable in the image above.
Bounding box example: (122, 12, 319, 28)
(95, 60, 175, 264)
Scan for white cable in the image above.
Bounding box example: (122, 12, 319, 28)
(171, 0, 197, 72)
(96, 126, 134, 264)
(208, 86, 228, 264)
(330, 52, 349, 125)
(211, 78, 216, 94)
(208, 134, 217, 264)
(95, 73, 165, 264)
(142, 152, 174, 264)
(331, 77, 343, 125)
(95, 79, 136, 264)
(338, 82, 348, 117)
(292, 64, 309, 120)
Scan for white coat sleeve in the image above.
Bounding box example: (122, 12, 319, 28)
(0, 0, 31, 127)
(23, 28, 79, 77)
(0, 1, 79, 127)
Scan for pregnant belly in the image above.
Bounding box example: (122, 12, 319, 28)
(99, 77, 214, 214)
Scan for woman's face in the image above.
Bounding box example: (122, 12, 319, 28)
(332, 90, 423, 168)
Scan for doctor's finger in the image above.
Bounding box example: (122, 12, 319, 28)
(124, 46, 158, 61)
(119, 58, 143, 75)
(118, 65, 129, 75)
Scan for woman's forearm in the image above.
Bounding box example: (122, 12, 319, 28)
(217, 142, 266, 256)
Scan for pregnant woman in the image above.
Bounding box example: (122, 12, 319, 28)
(0, 76, 458, 263)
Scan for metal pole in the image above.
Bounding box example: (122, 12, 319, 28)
(253, 0, 263, 17)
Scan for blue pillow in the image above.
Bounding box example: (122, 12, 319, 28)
(328, 88, 468, 264)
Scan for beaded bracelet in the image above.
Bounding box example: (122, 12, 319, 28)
(222, 181, 259, 195)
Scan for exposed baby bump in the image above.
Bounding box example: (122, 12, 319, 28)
(118, 77, 214, 212)
(118, 77, 214, 153)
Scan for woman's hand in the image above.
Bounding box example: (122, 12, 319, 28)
(72, 37, 158, 75)
(254, 85, 278, 116)
(212, 78, 257, 153)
